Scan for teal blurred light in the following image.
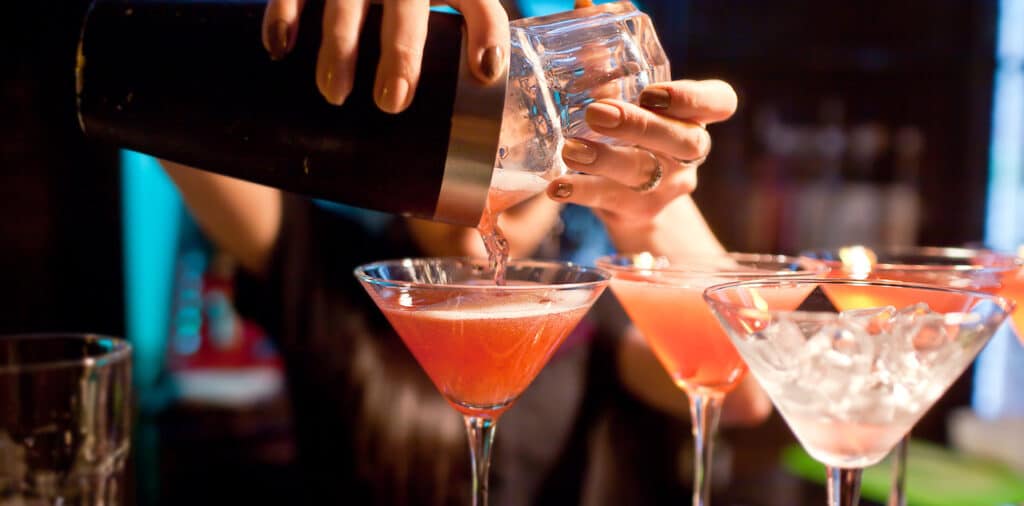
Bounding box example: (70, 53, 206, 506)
(519, 0, 568, 16)
(121, 150, 182, 412)
(519, 0, 645, 17)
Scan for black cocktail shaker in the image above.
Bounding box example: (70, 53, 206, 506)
(77, 1, 670, 226)
(77, 0, 504, 226)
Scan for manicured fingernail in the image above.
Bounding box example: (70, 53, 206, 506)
(322, 64, 350, 105)
(586, 102, 623, 129)
(640, 88, 671, 110)
(376, 76, 410, 113)
(562, 139, 597, 164)
(481, 46, 504, 81)
(267, 20, 291, 61)
(550, 182, 573, 199)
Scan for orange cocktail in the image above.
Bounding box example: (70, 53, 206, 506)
(380, 290, 591, 416)
(991, 250, 1024, 345)
(597, 253, 825, 506)
(822, 284, 976, 314)
(356, 258, 609, 506)
(610, 271, 812, 392)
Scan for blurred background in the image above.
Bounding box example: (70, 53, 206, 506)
(2, 0, 1023, 504)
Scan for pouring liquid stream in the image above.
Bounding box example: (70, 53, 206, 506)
(477, 169, 551, 285)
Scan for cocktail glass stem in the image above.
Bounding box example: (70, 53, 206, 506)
(689, 392, 724, 506)
(464, 415, 497, 506)
(887, 436, 908, 506)
(826, 467, 863, 506)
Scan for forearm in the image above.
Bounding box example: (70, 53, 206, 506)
(602, 194, 725, 256)
(161, 161, 282, 275)
(617, 326, 772, 426)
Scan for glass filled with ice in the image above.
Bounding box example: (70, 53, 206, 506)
(704, 278, 1013, 506)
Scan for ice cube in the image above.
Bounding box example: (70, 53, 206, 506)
(897, 302, 933, 319)
(805, 330, 833, 353)
(820, 322, 876, 373)
(945, 310, 988, 347)
(905, 312, 946, 351)
(744, 339, 799, 384)
(840, 306, 897, 335)
(743, 317, 805, 383)
(797, 331, 833, 387)
(887, 302, 964, 368)
(762, 316, 807, 358)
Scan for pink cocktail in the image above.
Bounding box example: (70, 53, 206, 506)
(597, 253, 826, 506)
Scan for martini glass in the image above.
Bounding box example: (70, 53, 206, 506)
(704, 278, 1014, 506)
(595, 253, 827, 506)
(800, 245, 1021, 506)
(354, 257, 609, 506)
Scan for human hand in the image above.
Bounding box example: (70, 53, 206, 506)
(261, 0, 509, 113)
(546, 79, 737, 226)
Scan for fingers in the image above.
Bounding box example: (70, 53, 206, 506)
(285, 0, 509, 110)
(562, 139, 662, 188)
(585, 100, 711, 162)
(546, 162, 698, 221)
(317, 0, 369, 105)
(638, 79, 738, 124)
(262, 0, 306, 60)
(447, 0, 510, 83)
(375, 0, 430, 113)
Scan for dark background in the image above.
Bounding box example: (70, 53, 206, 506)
(2, 0, 123, 337)
(0, 0, 1001, 504)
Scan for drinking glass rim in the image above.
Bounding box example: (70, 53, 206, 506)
(702, 277, 1017, 315)
(0, 333, 132, 374)
(799, 245, 1024, 273)
(595, 252, 828, 278)
(353, 257, 611, 291)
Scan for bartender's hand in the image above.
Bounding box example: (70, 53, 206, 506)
(547, 79, 737, 254)
(548, 79, 735, 225)
(261, 0, 509, 113)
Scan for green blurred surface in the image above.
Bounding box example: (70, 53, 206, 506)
(781, 440, 1024, 506)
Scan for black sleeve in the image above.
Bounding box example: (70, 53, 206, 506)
(233, 195, 434, 502)
(234, 194, 419, 344)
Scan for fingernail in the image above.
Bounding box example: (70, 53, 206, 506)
(323, 64, 350, 106)
(376, 76, 410, 113)
(481, 46, 504, 81)
(562, 139, 597, 164)
(550, 182, 573, 199)
(267, 20, 291, 61)
(586, 102, 623, 129)
(640, 88, 671, 111)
